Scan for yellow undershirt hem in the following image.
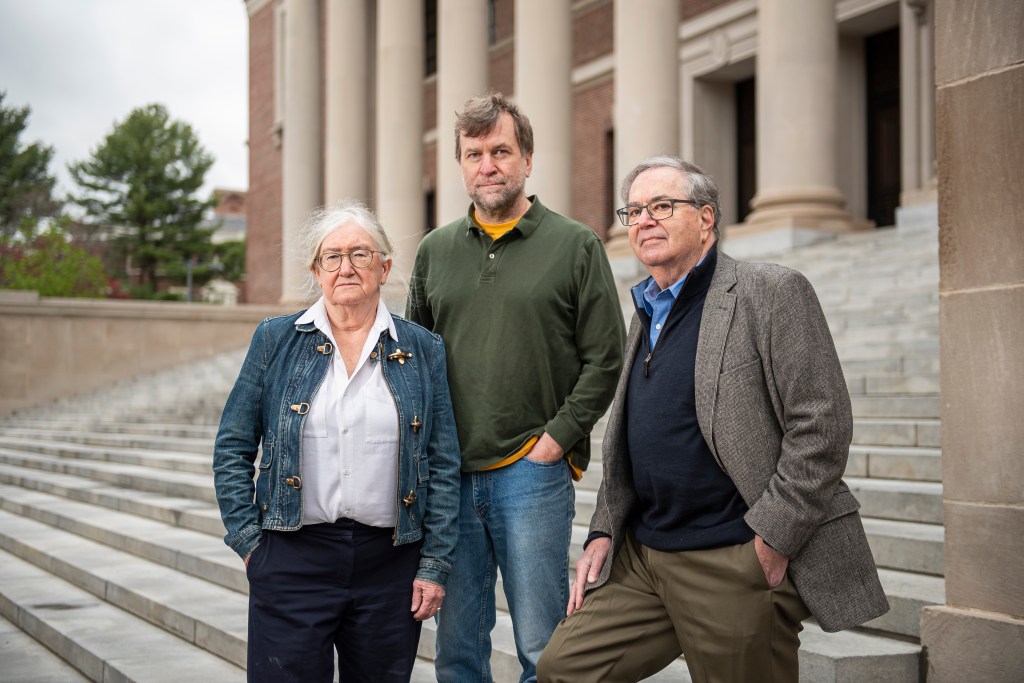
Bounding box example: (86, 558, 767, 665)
(480, 435, 584, 481)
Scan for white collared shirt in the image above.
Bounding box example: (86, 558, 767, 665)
(295, 297, 400, 527)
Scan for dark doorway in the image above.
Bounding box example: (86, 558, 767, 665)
(425, 191, 436, 234)
(866, 28, 901, 227)
(735, 78, 756, 223)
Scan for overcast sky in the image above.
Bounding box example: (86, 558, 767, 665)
(0, 0, 249, 199)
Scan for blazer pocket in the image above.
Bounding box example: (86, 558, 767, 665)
(822, 488, 861, 524)
(719, 358, 762, 387)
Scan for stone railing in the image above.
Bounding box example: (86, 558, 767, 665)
(0, 290, 295, 415)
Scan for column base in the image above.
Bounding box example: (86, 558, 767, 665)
(728, 186, 873, 258)
(605, 225, 645, 283)
(721, 223, 836, 259)
(744, 186, 872, 234)
(920, 605, 1024, 683)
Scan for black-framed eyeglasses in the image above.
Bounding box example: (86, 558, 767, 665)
(615, 199, 700, 226)
(316, 249, 383, 271)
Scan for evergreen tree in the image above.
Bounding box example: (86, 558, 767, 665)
(0, 91, 62, 241)
(68, 103, 217, 290)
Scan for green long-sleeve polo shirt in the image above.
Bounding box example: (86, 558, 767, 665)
(406, 196, 626, 474)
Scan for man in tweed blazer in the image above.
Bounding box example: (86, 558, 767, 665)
(538, 157, 888, 683)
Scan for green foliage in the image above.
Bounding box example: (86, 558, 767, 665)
(0, 216, 107, 297)
(214, 239, 246, 282)
(0, 91, 62, 241)
(68, 103, 217, 289)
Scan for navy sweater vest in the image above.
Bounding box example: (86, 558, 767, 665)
(626, 247, 754, 552)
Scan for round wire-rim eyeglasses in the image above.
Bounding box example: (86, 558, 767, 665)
(316, 249, 384, 271)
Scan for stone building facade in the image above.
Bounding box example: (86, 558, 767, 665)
(243, 0, 938, 303)
(237, 1, 1023, 679)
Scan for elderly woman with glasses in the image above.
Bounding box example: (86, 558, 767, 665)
(213, 200, 461, 682)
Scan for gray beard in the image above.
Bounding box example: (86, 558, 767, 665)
(472, 183, 521, 220)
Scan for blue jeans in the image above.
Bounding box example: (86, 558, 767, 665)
(435, 456, 575, 683)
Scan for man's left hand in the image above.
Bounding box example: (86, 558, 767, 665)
(411, 579, 445, 621)
(525, 432, 564, 463)
(754, 535, 789, 588)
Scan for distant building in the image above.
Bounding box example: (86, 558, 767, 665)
(209, 189, 247, 244)
(243, 0, 938, 304)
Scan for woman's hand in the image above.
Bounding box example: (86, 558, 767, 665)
(411, 579, 445, 621)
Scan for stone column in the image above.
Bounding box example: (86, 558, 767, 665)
(607, 0, 679, 271)
(376, 0, 424, 282)
(514, 0, 572, 215)
(899, 0, 937, 208)
(280, 0, 323, 303)
(921, 1, 1024, 681)
(436, 0, 489, 224)
(325, 0, 371, 205)
(740, 0, 858, 247)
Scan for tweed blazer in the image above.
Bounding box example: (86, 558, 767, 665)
(589, 250, 889, 632)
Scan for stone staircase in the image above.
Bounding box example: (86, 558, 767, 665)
(0, 222, 941, 681)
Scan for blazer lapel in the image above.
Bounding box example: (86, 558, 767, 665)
(603, 313, 644, 450)
(695, 250, 738, 464)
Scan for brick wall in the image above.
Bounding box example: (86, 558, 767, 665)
(246, 1, 282, 304)
(493, 0, 514, 43)
(682, 0, 735, 21)
(423, 77, 438, 133)
(572, 78, 615, 240)
(573, 1, 613, 67)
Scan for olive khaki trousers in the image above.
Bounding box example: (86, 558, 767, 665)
(538, 532, 811, 683)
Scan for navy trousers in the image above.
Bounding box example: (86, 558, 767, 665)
(246, 518, 424, 682)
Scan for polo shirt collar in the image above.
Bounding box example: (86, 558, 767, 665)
(464, 195, 546, 239)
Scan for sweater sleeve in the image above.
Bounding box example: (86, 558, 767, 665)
(543, 238, 626, 455)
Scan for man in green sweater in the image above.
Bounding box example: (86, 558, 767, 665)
(407, 93, 625, 682)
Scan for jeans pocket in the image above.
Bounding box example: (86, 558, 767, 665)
(522, 454, 566, 468)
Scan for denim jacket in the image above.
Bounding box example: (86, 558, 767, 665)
(213, 310, 461, 588)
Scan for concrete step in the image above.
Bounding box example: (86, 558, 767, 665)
(846, 373, 941, 396)
(850, 394, 941, 419)
(0, 549, 245, 681)
(832, 323, 940, 346)
(0, 459, 225, 538)
(846, 477, 943, 524)
(863, 518, 945, 576)
(834, 337, 940, 362)
(0, 437, 212, 474)
(0, 508, 248, 667)
(846, 444, 942, 482)
(0, 448, 217, 502)
(0, 427, 213, 455)
(0, 418, 219, 440)
(869, 568, 945, 638)
(0, 483, 244, 593)
(798, 621, 920, 682)
(852, 418, 941, 448)
(0, 611, 90, 682)
(841, 354, 940, 377)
